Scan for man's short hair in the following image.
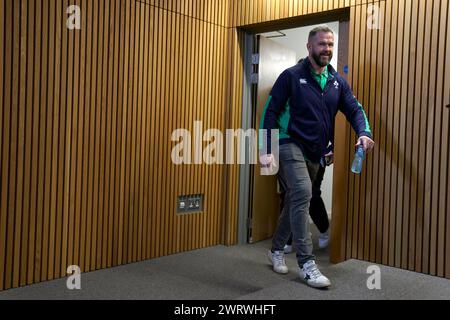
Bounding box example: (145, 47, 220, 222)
(308, 25, 334, 41)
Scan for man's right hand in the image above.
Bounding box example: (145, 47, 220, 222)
(324, 151, 334, 166)
(260, 154, 278, 175)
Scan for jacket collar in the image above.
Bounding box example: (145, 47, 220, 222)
(301, 56, 337, 80)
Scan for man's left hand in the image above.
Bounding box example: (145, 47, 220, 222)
(356, 136, 375, 153)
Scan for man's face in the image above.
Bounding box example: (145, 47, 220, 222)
(307, 32, 334, 67)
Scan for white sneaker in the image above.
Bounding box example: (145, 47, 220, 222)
(318, 232, 329, 249)
(299, 260, 331, 288)
(283, 244, 293, 254)
(268, 250, 289, 274)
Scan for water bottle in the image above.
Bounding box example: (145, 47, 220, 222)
(351, 145, 365, 174)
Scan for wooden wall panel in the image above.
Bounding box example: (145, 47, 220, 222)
(399, 0, 412, 270)
(407, 0, 419, 271)
(0, 0, 230, 291)
(435, 0, 448, 278)
(0, 0, 5, 292)
(444, 0, 450, 280)
(228, 0, 376, 27)
(228, 0, 450, 280)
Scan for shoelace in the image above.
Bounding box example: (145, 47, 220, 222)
(273, 252, 285, 265)
(305, 264, 323, 279)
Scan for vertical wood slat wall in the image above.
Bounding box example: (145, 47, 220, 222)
(342, 0, 450, 279)
(0, 0, 233, 291)
(227, 0, 366, 27)
(228, 0, 450, 279)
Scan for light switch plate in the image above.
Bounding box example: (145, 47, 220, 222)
(177, 194, 204, 214)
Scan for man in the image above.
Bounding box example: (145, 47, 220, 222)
(260, 25, 374, 288)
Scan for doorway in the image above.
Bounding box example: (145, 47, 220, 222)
(237, 16, 350, 263)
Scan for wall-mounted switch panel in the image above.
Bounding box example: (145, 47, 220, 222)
(177, 194, 204, 214)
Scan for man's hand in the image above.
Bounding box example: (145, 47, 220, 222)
(356, 136, 375, 153)
(260, 154, 278, 175)
(324, 151, 334, 166)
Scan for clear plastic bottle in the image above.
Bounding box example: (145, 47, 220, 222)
(351, 145, 365, 174)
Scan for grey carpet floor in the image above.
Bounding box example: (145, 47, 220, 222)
(0, 232, 449, 300)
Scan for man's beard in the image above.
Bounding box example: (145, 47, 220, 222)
(312, 51, 332, 67)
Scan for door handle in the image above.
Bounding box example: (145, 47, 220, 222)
(446, 104, 450, 108)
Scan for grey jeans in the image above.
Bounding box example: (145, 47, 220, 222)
(271, 143, 319, 267)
